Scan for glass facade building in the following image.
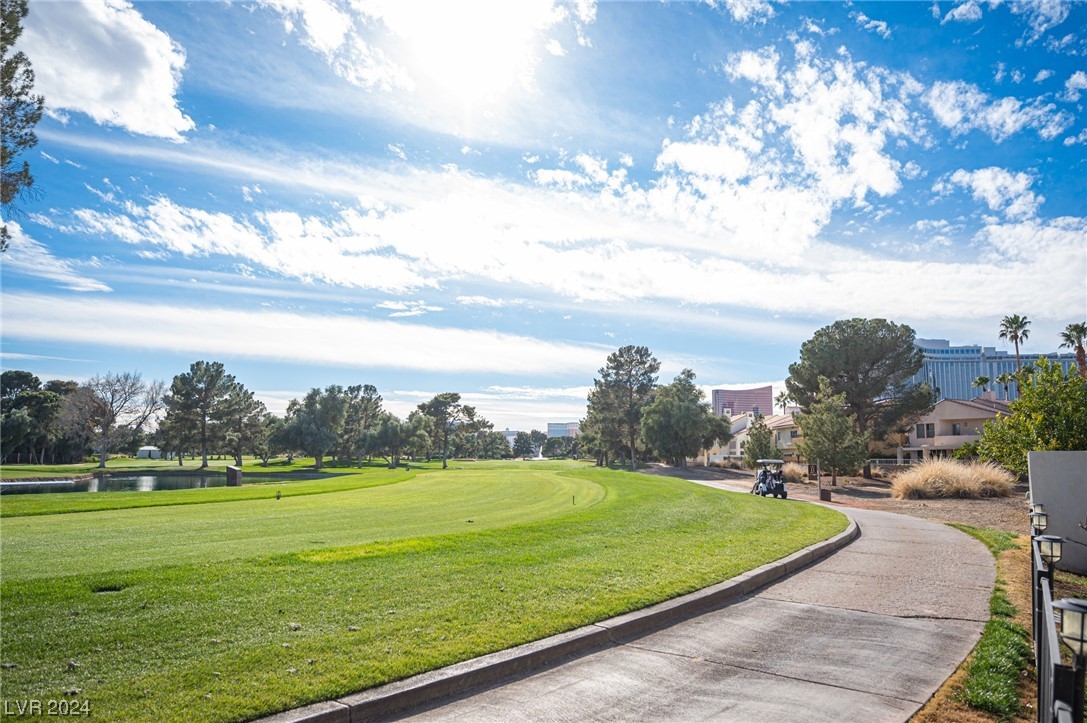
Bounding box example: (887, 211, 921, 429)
(908, 338, 1077, 401)
(711, 386, 773, 416)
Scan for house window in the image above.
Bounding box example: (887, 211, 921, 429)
(916, 423, 935, 439)
(952, 423, 962, 436)
(790, 430, 799, 438)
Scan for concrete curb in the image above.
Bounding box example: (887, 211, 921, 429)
(257, 515, 859, 723)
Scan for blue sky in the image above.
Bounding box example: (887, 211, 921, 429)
(2, 0, 1085, 431)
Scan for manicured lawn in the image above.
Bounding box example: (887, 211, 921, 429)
(0, 462, 846, 722)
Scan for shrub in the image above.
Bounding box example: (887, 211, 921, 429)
(708, 459, 745, 470)
(891, 458, 1015, 499)
(782, 462, 807, 483)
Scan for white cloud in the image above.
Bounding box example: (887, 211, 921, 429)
(482, 385, 591, 400)
(20, 0, 194, 140)
(1063, 71, 1087, 101)
(375, 300, 444, 317)
(456, 295, 521, 307)
(1035, 69, 1055, 82)
(260, 0, 411, 92)
(1, 293, 609, 377)
(1064, 129, 1087, 146)
(1011, 0, 1070, 43)
(939, 167, 1043, 219)
(0, 223, 111, 293)
(264, 0, 349, 55)
(925, 80, 1073, 141)
(714, 0, 775, 24)
(535, 167, 591, 188)
(852, 11, 892, 38)
(942, 1, 983, 24)
(723, 47, 783, 95)
(657, 140, 751, 181)
(262, 0, 588, 115)
(37, 35, 1083, 331)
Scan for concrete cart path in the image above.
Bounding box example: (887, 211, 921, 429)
(393, 498, 995, 722)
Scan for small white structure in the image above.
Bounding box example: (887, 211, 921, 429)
(136, 446, 163, 459)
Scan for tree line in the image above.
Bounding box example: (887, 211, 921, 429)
(5, 317, 1082, 473)
(576, 320, 933, 476)
(0, 362, 566, 469)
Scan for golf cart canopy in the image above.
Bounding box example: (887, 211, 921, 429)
(756, 459, 785, 465)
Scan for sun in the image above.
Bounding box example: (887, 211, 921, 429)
(375, 0, 562, 108)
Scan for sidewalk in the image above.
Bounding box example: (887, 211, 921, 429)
(264, 483, 995, 723)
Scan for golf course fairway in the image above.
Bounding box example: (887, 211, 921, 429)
(0, 461, 847, 722)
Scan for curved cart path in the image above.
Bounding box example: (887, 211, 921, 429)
(390, 488, 995, 722)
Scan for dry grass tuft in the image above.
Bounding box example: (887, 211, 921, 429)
(782, 462, 807, 484)
(709, 459, 745, 470)
(891, 459, 1015, 500)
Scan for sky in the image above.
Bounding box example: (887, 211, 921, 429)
(1, 0, 1085, 432)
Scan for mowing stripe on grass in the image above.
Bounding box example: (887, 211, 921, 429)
(1, 464, 846, 723)
(1, 469, 606, 579)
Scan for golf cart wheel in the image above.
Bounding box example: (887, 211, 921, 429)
(781, 490, 788, 499)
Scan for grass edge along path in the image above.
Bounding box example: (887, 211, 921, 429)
(914, 524, 1032, 723)
(0, 466, 846, 722)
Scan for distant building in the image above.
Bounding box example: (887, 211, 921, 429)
(136, 446, 162, 459)
(711, 386, 773, 417)
(908, 338, 1076, 401)
(897, 394, 1011, 462)
(547, 422, 580, 438)
(500, 429, 520, 448)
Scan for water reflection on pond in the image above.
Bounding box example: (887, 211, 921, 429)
(0, 473, 328, 494)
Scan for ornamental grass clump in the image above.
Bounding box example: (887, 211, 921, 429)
(891, 458, 1015, 499)
(782, 462, 807, 484)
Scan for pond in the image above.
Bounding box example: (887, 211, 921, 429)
(0, 472, 329, 495)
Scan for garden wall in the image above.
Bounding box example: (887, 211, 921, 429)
(1028, 451, 1087, 575)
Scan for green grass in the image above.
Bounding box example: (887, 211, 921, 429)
(0, 466, 403, 518)
(949, 524, 1031, 720)
(948, 523, 1019, 556)
(960, 619, 1032, 718)
(0, 462, 846, 722)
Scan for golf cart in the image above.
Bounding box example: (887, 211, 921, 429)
(751, 459, 787, 499)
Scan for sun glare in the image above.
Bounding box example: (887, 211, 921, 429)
(373, 0, 562, 107)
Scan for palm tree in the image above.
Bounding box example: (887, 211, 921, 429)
(972, 375, 990, 395)
(1059, 321, 1087, 377)
(998, 314, 1031, 373)
(994, 372, 1015, 399)
(774, 390, 792, 414)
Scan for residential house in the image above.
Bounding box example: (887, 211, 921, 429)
(765, 413, 801, 461)
(699, 412, 801, 464)
(897, 394, 1010, 462)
